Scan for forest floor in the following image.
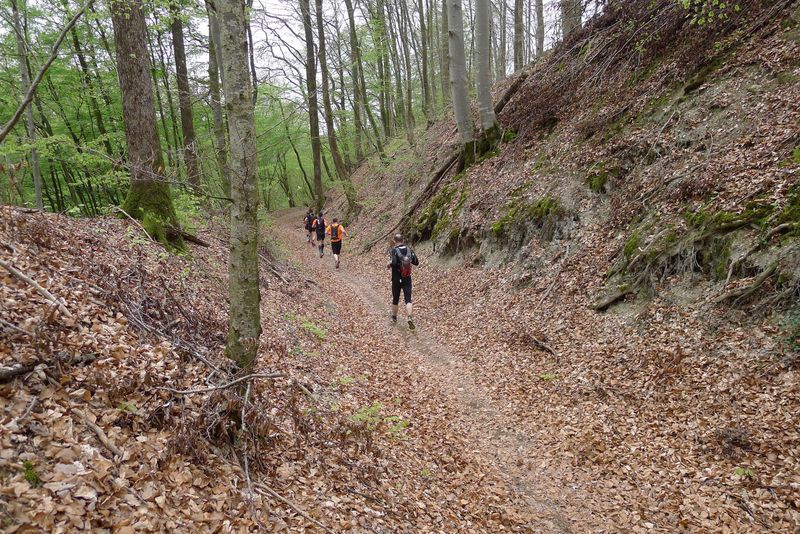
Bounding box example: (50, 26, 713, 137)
(270, 208, 598, 532)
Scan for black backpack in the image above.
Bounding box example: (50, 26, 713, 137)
(315, 217, 326, 236)
(330, 224, 341, 240)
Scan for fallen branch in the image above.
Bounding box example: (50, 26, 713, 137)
(254, 482, 336, 534)
(259, 253, 288, 284)
(113, 206, 156, 243)
(0, 353, 97, 384)
(593, 287, 635, 311)
(0, 317, 31, 337)
(172, 227, 210, 247)
(154, 372, 284, 395)
(362, 152, 460, 253)
(0, 259, 73, 318)
(73, 408, 124, 458)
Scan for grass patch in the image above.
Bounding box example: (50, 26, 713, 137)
(299, 317, 326, 340)
(22, 461, 40, 487)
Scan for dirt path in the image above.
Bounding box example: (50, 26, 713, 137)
(272, 209, 598, 532)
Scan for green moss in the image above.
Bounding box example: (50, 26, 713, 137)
(586, 163, 619, 193)
(793, 147, 800, 164)
(22, 461, 40, 487)
(685, 203, 774, 232)
(121, 180, 183, 249)
(624, 231, 641, 259)
(501, 129, 518, 143)
(491, 196, 563, 238)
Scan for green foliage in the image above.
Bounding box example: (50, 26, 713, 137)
(734, 466, 755, 479)
(539, 372, 557, 381)
(117, 401, 137, 413)
(300, 317, 326, 340)
(679, 0, 741, 26)
(21, 461, 40, 487)
(349, 402, 409, 438)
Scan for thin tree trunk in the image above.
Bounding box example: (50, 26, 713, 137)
(315, 0, 357, 212)
(10, 0, 43, 211)
(109, 0, 181, 245)
(561, 0, 582, 38)
(513, 0, 523, 71)
(536, 0, 544, 56)
(476, 0, 498, 133)
(206, 2, 229, 195)
(417, 0, 432, 125)
(217, 0, 261, 369)
(447, 0, 474, 144)
(170, 3, 201, 190)
(440, 0, 450, 104)
(299, 0, 324, 209)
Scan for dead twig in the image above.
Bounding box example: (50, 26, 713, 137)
(73, 408, 124, 459)
(0, 259, 73, 317)
(253, 482, 337, 534)
(113, 206, 156, 243)
(154, 372, 284, 395)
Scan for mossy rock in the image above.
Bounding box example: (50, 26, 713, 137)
(491, 196, 566, 244)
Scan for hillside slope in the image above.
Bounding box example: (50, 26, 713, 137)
(326, 0, 800, 530)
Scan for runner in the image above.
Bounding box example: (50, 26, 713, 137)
(326, 218, 347, 269)
(303, 208, 315, 245)
(387, 233, 419, 330)
(312, 212, 327, 258)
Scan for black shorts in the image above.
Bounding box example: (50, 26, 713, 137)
(331, 241, 342, 255)
(392, 276, 412, 305)
(316, 233, 325, 242)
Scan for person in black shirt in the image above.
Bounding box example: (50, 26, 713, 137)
(387, 234, 419, 330)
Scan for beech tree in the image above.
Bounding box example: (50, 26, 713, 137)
(170, 1, 201, 190)
(513, 0, 523, 71)
(561, 0, 582, 38)
(10, 0, 43, 211)
(300, 0, 324, 210)
(447, 0, 474, 145)
(216, 0, 261, 368)
(109, 0, 182, 246)
(475, 0, 498, 135)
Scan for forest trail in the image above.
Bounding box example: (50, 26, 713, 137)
(272, 208, 595, 531)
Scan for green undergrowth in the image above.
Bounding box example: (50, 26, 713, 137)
(586, 162, 621, 193)
(411, 174, 469, 242)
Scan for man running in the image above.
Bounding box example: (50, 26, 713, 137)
(387, 234, 419, 330)
(326, 218, 347, 269)
(312, 212, 327, 257)
(303, 208, 315, 244)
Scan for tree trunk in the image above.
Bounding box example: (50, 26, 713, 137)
(299, 0, 324, 210)
(440, 0, 450, 104)
(10, 0, 43, 211)
(170, 3, 201, 191)
(475, 0, 498, 133)
(206, 4, 230, 196)
(216, 0, 261, 369)
(536, 0, 544, 56)
(513, 0, 523, 71)
(417, 0, 432, 125)
(315, 0, 358, 213)
(561, 0, 581, 38)
(447, 0, 473, 145)
(109, 0, 181, 246)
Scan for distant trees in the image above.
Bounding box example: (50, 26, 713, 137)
(0, 0, 584, 214)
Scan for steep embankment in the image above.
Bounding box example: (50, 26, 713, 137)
(326, 0, 800, 531)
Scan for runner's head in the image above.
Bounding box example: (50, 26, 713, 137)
(332, 218, 339, 223)
(393, 234, 404, 244)
(318, 212, 324, 218)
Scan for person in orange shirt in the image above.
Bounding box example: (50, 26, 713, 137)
(325, 218, 347, 269)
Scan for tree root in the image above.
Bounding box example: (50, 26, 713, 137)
(725, 222, 796, 286)
(715, 261, 778, 305)
(593, 287, 635, 311)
